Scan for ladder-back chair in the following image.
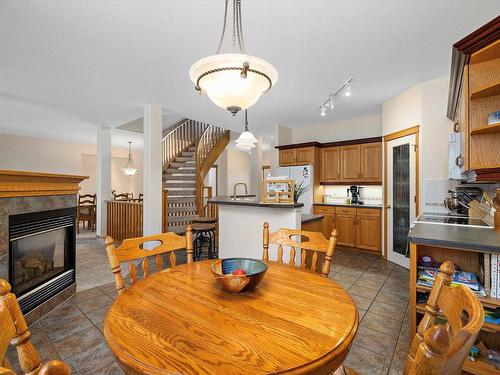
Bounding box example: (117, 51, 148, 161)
(262, 222, 337, 277)
(105, 226, 193, 294)
(0, 280, 70, 375)
(77, 193, 96, 233)
(404, 261, 483, 375)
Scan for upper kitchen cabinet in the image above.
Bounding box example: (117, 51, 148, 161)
(277, 144, 320, 166)
(447, 18, 500, 182)
(340, 145, 361, 182)
(360, 143, 382, 182)
(320, 146, 341, 182)
(279, 149, 297, 166)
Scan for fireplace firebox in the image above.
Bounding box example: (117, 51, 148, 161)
(9, 207, 76, 313)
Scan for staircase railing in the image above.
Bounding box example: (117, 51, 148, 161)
(161, 119, 209, 172)
(195, 125, 230, 216)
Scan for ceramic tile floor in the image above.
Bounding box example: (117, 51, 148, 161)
(8, 242, 409, 374)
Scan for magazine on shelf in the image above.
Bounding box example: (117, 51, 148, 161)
(417, 266, 480, 291)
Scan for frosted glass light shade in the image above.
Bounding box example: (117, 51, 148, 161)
(190, 53, 278, 114)
(122, 167, 138, 176)
(236, 130, 258, 146)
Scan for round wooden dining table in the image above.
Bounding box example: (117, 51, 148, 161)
(104, 260, 359, 375)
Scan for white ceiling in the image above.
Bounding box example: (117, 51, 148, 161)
(0, 0, 499, 145)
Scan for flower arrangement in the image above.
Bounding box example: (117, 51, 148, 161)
(291, 179, 310, 203)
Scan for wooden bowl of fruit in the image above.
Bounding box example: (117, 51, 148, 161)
(211, 258, 268, 293)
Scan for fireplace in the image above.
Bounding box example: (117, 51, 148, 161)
(9, 207, 76, 313)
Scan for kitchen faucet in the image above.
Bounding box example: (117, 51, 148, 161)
(232, 183, 248, 199)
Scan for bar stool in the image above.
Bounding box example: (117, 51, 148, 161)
(191, 223, 217, 261)
(193, 217, 217, 224)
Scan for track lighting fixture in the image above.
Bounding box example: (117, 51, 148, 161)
(318, 78, 353, 116)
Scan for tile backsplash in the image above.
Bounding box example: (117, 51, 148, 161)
(323, 185, 383, 205)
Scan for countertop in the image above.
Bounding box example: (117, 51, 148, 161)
(208, 196, 304, 209)
(315, 202, 383, 209)
(301, 214, 324, 223)
(408, 222, 500, 253)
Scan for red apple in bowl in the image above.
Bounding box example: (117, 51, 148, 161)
(232, 268, 247, 276)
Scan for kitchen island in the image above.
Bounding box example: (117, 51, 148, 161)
(208, 196, 304, 264)
(407, 222, 500, 375)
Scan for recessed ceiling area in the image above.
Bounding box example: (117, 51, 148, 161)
(0, 0, 498, 143)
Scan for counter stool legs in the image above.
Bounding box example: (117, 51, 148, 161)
(192, 229, 217, 261)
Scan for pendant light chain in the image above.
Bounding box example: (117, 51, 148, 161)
(244, 110, 249, 132)
(216, 0, 229, 54)
(215, 0, 245, 54)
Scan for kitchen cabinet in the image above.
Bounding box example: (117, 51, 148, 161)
(313, 205, 335, 239)
(360, 143, 382, 182)
(340, 145, 361, 182)
(446, 20, 500, 182)
(356, 208, 381, 251)
(315, 205, 381, 253)
(335, 207, 357, 247)
(320, 147, 341, 183)
(279, 146, 316, 166)
(279, 149, 297, 166)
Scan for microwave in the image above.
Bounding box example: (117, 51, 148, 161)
(448, 132, 465, 180)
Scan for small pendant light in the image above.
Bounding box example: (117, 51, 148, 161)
(122, 141, 138, 176)
(236, 110, 258, 149)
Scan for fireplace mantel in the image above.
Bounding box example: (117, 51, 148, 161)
(0, 170, 88, 198)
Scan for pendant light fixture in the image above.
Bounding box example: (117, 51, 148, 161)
(236, 110, 257, 149)
(189, 0, 278, 115)
(122, 141, 138, 176)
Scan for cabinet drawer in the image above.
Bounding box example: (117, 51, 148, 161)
(314, 205, 335, 215)
(356, 208, 381, 217)
(336, 207, 356, 216)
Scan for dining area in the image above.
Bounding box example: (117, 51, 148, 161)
(1, 217, 486, 375)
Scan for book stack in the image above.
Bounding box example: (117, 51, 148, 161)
(485, 307, 500, 325)
(481, 253, 500, 299)
(417, 266, 486, 297)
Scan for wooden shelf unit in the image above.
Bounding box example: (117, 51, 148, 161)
(410, 242, 500, 375)
(471, 122, 500, 135)
(470, 82, 500, 100)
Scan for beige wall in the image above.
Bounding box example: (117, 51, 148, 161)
(227, 148, 252, 195)
(292, 114, 382, 144)
(382, 77, 453, 213)
(0, 133, 143, 197)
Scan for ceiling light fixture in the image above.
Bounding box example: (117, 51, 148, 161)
(319, 78, 353, 116)
(189, 0, 278, 116)
(236, 110, 258, 149)
(122, 141, 138, 176)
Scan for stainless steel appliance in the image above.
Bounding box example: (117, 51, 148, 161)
(347, 185, 362, 205)
(443, 186, 482, 215)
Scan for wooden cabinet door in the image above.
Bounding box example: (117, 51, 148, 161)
(295, 147, 315, 165)
(340, 145, 361, 182)
(360, 143, 382, 182)
(313, 205, 335, 239)
(335, 208, 356, 247)
(279, 149, 296, 166)
(356, 214, 381, 252)
(321, 147, 341, 182)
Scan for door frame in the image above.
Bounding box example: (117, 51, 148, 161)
(383, 125, 420, 259)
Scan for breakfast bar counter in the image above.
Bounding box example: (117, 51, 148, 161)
(208, 196, 304, 263)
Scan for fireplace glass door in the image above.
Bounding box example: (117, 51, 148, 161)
(9, 208, 76, 310)
(11, 227, 71, 295)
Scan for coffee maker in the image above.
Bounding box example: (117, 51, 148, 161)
(347, 185, 363, 205)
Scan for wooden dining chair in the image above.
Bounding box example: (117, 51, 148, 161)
(404, 261, 483, 375)
(0, 280, 71, 375)
(113, 192, 132, 201)
(105, 226, 193, 293)
(262, 222, 337, 277)
(77, 193, 96, 233)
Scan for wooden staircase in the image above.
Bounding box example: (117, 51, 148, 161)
(162, 120, 230, 233)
